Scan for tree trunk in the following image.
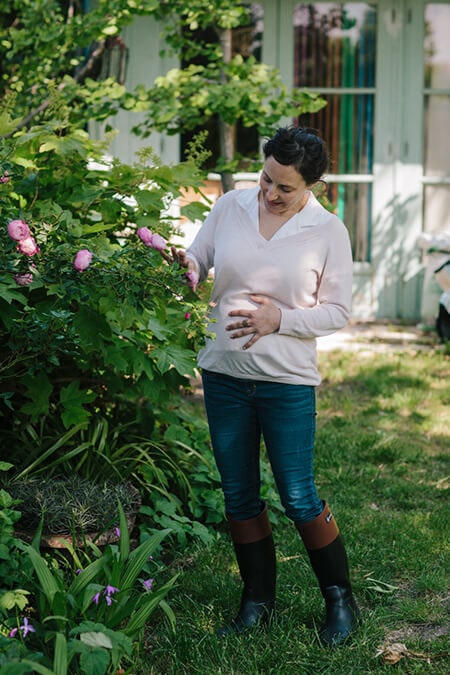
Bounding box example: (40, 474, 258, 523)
(218, 26, 235, 193)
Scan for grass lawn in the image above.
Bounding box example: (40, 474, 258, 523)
(138, 342, 449, 674)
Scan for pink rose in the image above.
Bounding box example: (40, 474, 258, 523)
(74, 249, 93, 271)
(186, 268, 199, 291)
(137, 227, 153, 246)
(14, 273, 34, 287)
(150, 233, 166, 251)
(17, 236, 40, 256)
(184, 312, 191, 320)
(8, 219, 30, 241)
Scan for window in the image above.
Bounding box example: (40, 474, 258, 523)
(293, 3, 377, 261)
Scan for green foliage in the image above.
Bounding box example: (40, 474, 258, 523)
(0, 0, 146, 127)
(0, 491, 177, 674)
(135, 57, 326, 141)
(0, 103, 212, 469)
(133, 1, 327, 175)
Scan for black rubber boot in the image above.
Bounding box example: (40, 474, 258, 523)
(218, 504, 276, 636)
(296, 503, 360, 646)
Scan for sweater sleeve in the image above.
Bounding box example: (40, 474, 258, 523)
(279, 222, 353, 338)
(185, 192, 232, 282)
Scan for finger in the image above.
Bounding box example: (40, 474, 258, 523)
(228, 310, 249, 318)
(160, 249, 173, 263)
(249, 294, 267, 305)
(171, 246, 187, 266)
(242, 334, 259, 350)
(226, 318, 252, 332)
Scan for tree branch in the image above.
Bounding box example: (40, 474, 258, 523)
(1, 41, 106, 139)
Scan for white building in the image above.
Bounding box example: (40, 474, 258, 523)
(91, 1, 450, 323)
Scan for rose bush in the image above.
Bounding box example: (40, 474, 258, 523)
(0, 104, 211, 477)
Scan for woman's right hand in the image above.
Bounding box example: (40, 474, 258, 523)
(170, 246, 199, 291)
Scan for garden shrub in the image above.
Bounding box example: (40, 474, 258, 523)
(0, 102, 211, 483)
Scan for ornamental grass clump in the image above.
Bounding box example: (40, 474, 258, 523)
(3, 474, 141, 537)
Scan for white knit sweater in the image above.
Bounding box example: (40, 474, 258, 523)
(186, 186, 353, 385)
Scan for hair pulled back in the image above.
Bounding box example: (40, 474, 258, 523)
(262, 126, 329, 185)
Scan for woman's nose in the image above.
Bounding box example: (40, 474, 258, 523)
(267, 185, 279, 200)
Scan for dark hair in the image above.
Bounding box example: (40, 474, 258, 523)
(262, 126, 329, 185)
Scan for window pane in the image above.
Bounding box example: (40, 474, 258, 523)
(294, 3, 376, 174)
(298, 93, 374, 174)
(425, 4, 450, 89)
(326, 182, 371, 262)
(294, 3, 376, 89)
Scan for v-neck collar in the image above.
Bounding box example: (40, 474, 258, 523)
(236, 186, 318, 242)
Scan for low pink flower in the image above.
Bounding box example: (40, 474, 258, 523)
(74, 249, 93, 272)
(92, 592, 101, 605)
(184, 312, 191, 320)
(150, 233, 166, 251)
(104, 585, 120, 606)
(137, 227, 153, 246)
(14, 273, 33, 287)
(8, 219, 30, 241)
(17, 236, 40, 256)
(142, 578, 154, 591)
(9, 617, 35, 639)
(0, 171, 9, 184)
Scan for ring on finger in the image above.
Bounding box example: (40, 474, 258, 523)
(243, 319, 249, 328)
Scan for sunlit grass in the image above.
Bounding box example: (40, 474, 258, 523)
(137, 345, 449, 674)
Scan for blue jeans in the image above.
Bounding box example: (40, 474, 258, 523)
(201, 370, 323, 523)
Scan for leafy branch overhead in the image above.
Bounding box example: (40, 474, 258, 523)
(1, 0, 326, 191)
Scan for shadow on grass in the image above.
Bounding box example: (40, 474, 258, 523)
(138, 348, 449, 674)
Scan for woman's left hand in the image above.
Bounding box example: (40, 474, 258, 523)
(226, 295, 281, 350)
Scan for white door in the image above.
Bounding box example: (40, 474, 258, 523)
(262, 0, 450, 320)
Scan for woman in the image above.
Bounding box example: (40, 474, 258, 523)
(172, 126, 360, 645)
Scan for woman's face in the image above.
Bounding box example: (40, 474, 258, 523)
(259, 156, 310, 217)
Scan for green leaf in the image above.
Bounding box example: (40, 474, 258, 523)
(152, 346, 197, 376)
(16, 423, 89, 478)
(118, 501, 130, 562)
(180, 200, 209, 222)
(73, 307, 112, 349)
(147, 317, 173, 341)
(60, 381, 96, 429)
(26, 546, 63, 606)
(21, 661, 55, 675)
(0, 589, 30, 611)
(80, 648, 110, 675)
(80, 221, 118, 235)
(0, 283, 28, 305)
(123, 576, 178, 636)
(130, 349, 155, 380)
(134, 189, 164, 211)
(69, 557, 107, 600)
(80, 631, 113, 649)
(54, 632, 68, 675)
(120, 529, 172, 590)
(20, 373, 53, 419)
